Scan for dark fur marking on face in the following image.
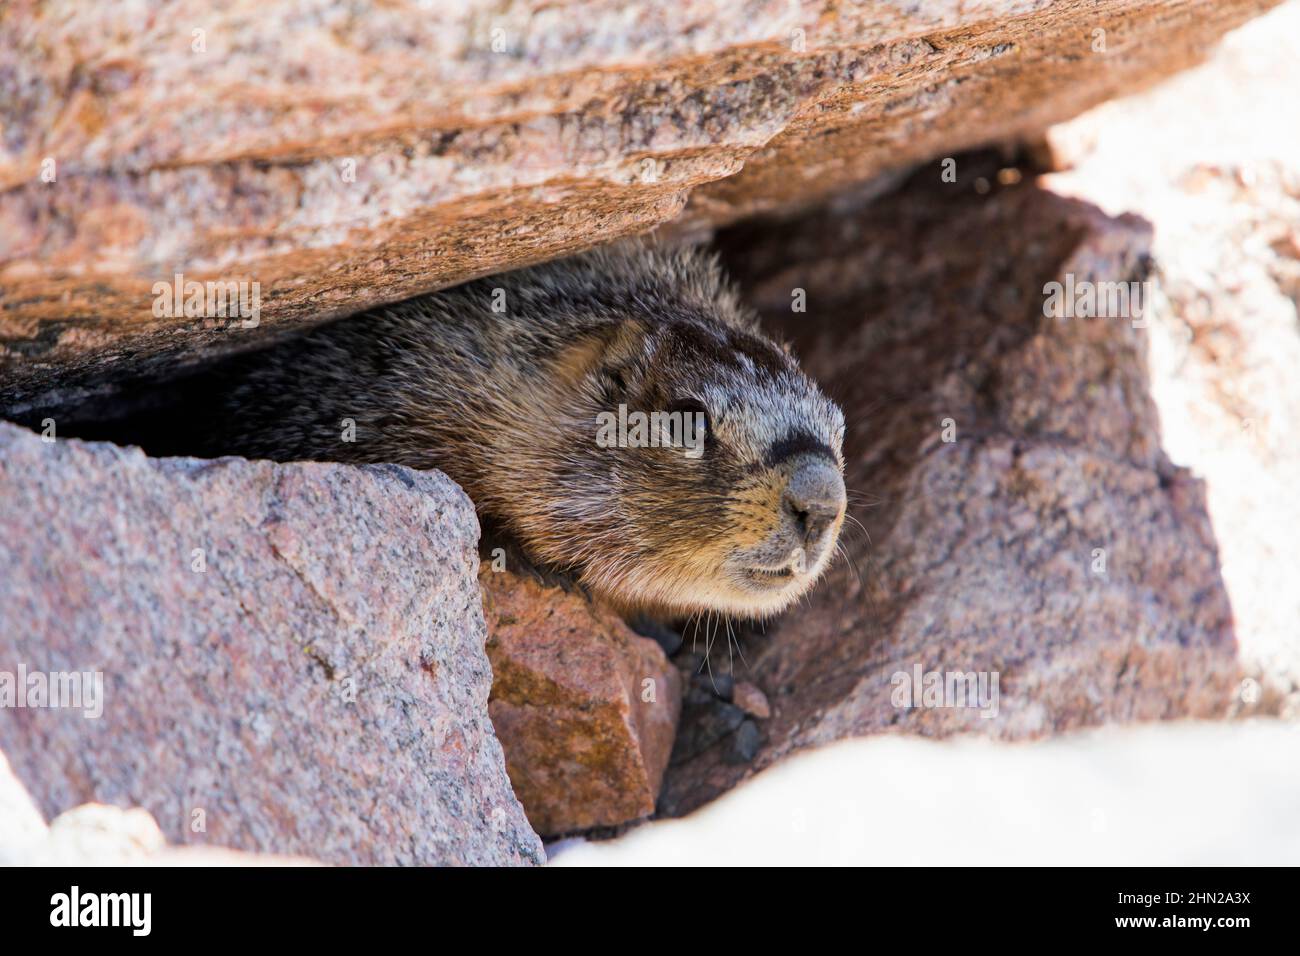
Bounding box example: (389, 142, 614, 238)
(766, 431, 838, 468)
(662, 321, 738, 372)
(726, 329, 791, 379)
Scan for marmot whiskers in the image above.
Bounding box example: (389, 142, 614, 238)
(121, 243, 847, 618)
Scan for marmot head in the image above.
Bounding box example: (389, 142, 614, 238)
(512, 258, 847, 619)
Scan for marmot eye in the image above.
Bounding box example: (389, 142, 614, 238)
(669, 399, 711, 439)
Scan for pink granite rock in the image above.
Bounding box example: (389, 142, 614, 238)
(0, 422, 543, 865)
(480, 568, 681, 834)
(0, 0, 1281, 410)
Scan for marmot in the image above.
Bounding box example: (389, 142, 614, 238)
(102, 243, 847, 618)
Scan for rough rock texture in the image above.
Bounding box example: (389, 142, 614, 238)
(660, 155, 1260, 815)
(0, 422, 544, 865)
(733, 682, 771, 721)
(1041, 0, 1300, 716)
(0, 0, 1281, 410)
(1, 800, 323, 866)
(480, 568, 681, 835)
(1, 754, 320, 864)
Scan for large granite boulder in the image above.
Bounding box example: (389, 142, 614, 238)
(0, 0, 1280, 410)
(0, 422, 543, 865)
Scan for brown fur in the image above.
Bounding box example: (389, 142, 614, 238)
(103, 242, 847, 618)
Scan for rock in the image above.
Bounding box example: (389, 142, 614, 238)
(670, 689, 747, 771)
(691, 670, 734, 702)
(5, 802, 323, 866)
(628, 615, 686, 656)
(0, 0, 1281, 411)
(553, 720, 1300, 866)
(1, 756, 322, 865)
(9, 802, 165, 867)
(480, 568, 681, 835)
(727, 721, 763, 765)
(0, 422, 543, 865)
(1040, 0, 1300, 717)
(733, 683, 771, 720)
(660, 157, 1256, 815)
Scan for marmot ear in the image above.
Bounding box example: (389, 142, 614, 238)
(599, 319, 649, 367)
(552, 319, 648, 397)
(596, 320, 650, 398)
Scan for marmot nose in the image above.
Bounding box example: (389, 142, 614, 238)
(782, 459, 846, 549)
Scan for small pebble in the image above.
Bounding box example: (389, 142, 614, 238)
(727, 720, 762, 764)
(732, 681, 771, 719)
(691, 670, 734, 701)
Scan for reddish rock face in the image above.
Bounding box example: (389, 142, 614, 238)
(480, 569, 681, 835)
(0, 0, 1280, 410)
(660, 162, 1261, 815)
(0, 423, 543, 865)
(1039, 1, 1300, 717)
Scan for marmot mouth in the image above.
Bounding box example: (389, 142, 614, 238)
(744, 565, 796, 582)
